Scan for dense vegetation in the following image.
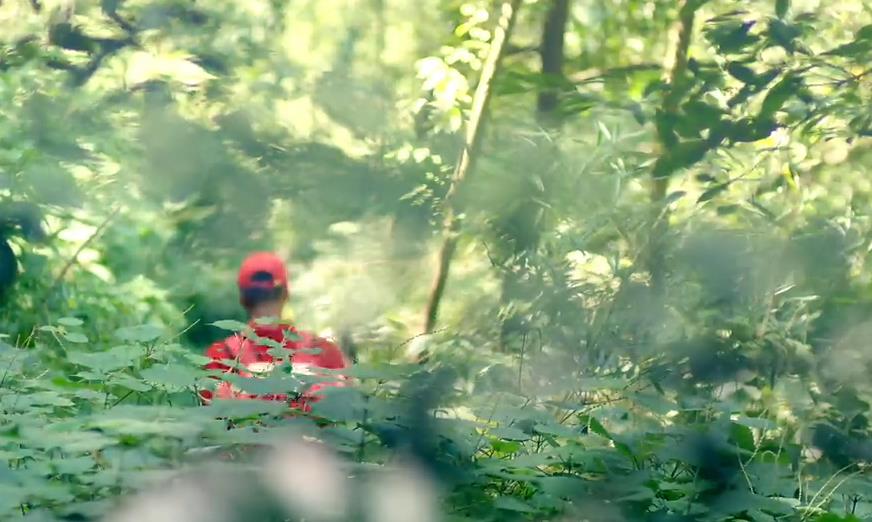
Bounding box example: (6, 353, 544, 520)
(2, 0, 872, 520)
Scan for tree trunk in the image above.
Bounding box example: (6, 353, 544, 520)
(536, 0, 570, 121)
(647, 0, 702, 292)
(498, 0, 570, 351)
(423, 0, 523, 335)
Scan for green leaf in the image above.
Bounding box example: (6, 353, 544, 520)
(734, 415, 777, 431)
(760, 73, 801, 118)
(211, 320, 249, 332)
(249, 334, 284, 351)
(665, 191, 687, 205)
(824, 29, 872, 57)
(776, 0, 790, 18)
(578, 414, 610, 440)
(653, 140, 711, 178)
(63, 332, 89, 344)
(109, 374, 152, 392)
(730, 422, 755, 452)
(768, 19, 802, 52)
(727, 63, 758, 84)
(578, 376, 627, 391)
(533, 423, 583, 438)
(537, 476, 587, 498)
(494, 496, 537, 513)
(68, 346, 141, 372)
(19, 425, 115, 452)
(682, 99, 724, 122)
(704, 21, 759, 54)
(618, 487, 656, 502)
(490, 426, 531, 441)
(490, 439, 522, 454)
(632, 391, 678, 415)
(57, 317, 83, 327)
(223, 371, 302, 396)
(27, 391, 74, 407)
(89, 415, 203, 439)
(727, 117, 778, 143)
(115, 324, 163, 343)
(139, 365, 201, 391)
(205, 399, 289, 419)
(715, 490, 796, 516)
(309, 387, 368, 422)
(596, 120, 613, 142)
(53, 456, 95, 475)
(697, 183, 729, 203)
(183, 352, 213, 366)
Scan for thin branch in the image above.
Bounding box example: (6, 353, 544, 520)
(505, 44, 539, 56)
(46, 207, 121, 298)
(569, 63, 661, 84)
(109, 390, 135, 408)
(802, 464, 859, 521)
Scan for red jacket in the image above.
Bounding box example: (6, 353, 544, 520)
(200, 322, 348, 411)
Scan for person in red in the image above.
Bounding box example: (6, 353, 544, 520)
(199, 252, 349, 412)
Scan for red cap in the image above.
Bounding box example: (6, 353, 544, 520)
(237, 252, 289, 292)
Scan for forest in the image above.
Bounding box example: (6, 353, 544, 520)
(1, 0, 872, 520)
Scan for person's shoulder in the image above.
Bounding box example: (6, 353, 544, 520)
(292, 329, 348, 367)
(205, 333, 246, 357)
(204, 338, 228, 356)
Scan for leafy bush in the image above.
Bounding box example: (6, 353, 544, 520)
(0, 314, 869, 521)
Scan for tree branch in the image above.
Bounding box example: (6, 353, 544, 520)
(47, 207, 120, 297)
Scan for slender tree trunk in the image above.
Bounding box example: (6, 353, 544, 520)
(647, 0, 702, 291)
(536, 0, 570, 121)
(423, 0, 523, 334)
(498, 0, 570, 351)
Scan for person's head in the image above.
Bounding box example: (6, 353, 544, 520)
(237, 252, 289, 319)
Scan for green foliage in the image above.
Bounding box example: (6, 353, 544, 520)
(4, 316, 871, 520)
(1, 0, 872, 520)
